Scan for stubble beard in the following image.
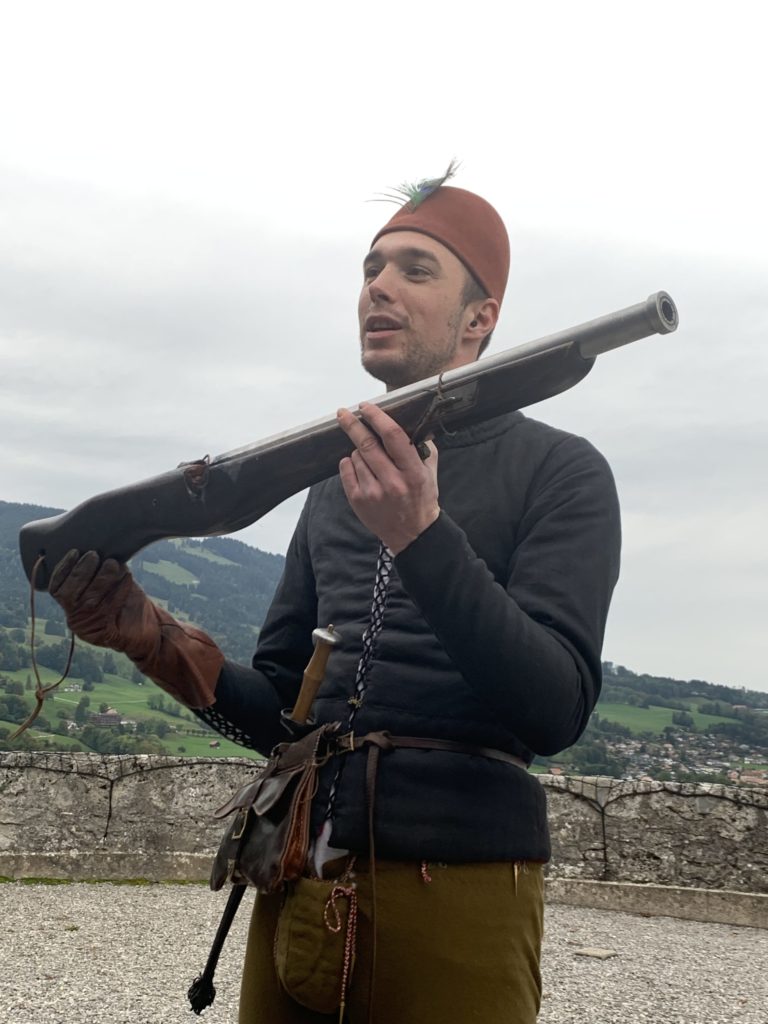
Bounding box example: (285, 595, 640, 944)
(361, 309, 464, 392)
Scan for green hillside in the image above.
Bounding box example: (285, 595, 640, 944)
(1, 500, 284, 663)
(0, 499, 285, 758)
(2, 500, 767, 779)
(597, 700, 738, 733)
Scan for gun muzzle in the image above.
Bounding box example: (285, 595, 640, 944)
(577, 291, 678, 359)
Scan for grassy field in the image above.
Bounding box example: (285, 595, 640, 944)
(3, 664, 64, 686)
(598, 701, 738, 734)
(141, 559, 198, 585)
(1, 713, 261, 758)
(171, 540, 237, 566)
(160, 733, 262, 758)
(0, 718, 87, 749)
(0, 615, 261, 758)
(1, 668, 263, 760)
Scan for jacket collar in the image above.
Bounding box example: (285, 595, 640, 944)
(435, 410, 525, 450)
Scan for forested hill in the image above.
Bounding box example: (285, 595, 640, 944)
(602, 662, 767, 711)
(0, 499, 285, 663)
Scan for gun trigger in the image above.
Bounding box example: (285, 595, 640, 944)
(410, 381, 479, 444)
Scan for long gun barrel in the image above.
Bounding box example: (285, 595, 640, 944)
(20, 291, 678, 590)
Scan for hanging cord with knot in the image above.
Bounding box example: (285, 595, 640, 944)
(9, 554, 75, 740)
(324, 883, 359, 1024)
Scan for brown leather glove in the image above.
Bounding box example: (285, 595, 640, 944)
(49, 549, 224, 708)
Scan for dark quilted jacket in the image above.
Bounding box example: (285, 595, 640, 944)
(207, 411, 621, 862)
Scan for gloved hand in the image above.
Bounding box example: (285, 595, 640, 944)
(49, 550, 224, 708)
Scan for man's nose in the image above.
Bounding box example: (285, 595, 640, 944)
(367, 266, 395, 302)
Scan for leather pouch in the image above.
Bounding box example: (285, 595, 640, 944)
(210, 722, 339, 893)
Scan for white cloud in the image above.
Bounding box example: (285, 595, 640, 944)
(1, 0, 766, 692)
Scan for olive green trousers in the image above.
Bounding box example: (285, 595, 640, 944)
(239, 860, 544, 1024)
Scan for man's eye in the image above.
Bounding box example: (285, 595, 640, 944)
(363, 266, 381, 281)
(406, 266, 430, 278)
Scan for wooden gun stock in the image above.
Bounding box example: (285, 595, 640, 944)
(20, 291, 678, 590)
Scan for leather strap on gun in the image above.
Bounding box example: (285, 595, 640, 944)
(21, 292, 678, 592)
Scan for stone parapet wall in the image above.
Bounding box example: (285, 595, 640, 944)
(0, 751, 246, 881)
(545, 775, 767, 894)
(1, 753, 766, 896)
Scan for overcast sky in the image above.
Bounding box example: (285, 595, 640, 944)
(1, 2, 766, 692)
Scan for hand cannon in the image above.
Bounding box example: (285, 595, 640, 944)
(19, 291, 678, 590)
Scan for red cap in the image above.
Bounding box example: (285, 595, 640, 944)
(371, 186, 510, 306)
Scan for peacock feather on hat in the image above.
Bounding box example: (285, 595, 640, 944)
(373, 159, 459, 210)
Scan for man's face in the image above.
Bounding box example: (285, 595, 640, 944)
(358, 231, 474, 390)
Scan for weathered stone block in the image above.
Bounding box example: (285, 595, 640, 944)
(0, 752, 264, 880)
(541, 776, 605, 880)
(106, 757, 261, 856)
(0, 753, 110, 858)
(601, 783, 768, 892)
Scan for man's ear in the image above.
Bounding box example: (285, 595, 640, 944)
(463, 297, 499, 342)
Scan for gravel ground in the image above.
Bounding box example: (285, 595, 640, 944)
(1, 882, 765, 1024)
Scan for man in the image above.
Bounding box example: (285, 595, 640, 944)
(50, 175, 621, 1023)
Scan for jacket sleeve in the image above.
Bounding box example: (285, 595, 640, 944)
(197, 494, 318, 755)
(393, 434, 621, 755)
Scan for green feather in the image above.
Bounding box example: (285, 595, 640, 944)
(371, 159, 460, 209)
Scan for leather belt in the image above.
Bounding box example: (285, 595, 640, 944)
(333, 729, 529, 771)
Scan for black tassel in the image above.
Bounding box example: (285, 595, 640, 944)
(188, 973, 216, 1014)
(188, 885, 247, 1014)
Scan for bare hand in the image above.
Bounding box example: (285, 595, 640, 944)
(337, 402, 439, 555)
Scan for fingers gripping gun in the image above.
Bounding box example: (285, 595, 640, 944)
(20, 292, 678, 590)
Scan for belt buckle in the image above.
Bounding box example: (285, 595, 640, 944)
(335, 731, 355, 755)
(231, 807, 249, 840)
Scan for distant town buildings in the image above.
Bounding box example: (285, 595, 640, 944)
(88, 708, 122, 727)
